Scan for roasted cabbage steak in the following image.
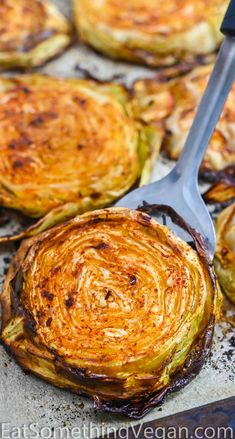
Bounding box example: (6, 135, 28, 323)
(73, 0, 227, 67)
(0, 74, 161, 242)
(133, 65, 235, 178)
(1, 206, 221, 418)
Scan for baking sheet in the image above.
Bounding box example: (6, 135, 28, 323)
(0, 0, 234, 436)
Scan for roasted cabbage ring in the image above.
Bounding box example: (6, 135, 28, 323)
(132, 65, 235, 177)
(73, 0, 227, 67)
(1, 206, 220, 418)
(215, 203, 235, 304)
(0, 74, 161, 241)
(0, 0, 71, 69)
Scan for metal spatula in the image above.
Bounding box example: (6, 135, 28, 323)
(116, 0, 235, 260)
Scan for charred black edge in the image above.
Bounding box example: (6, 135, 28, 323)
(73, 63, 129, 90)
(203, 177, 235, 209)
(200, 164, 235, 184)
(72, 53, 213, 93)
(202, 165, 235, 212)
(1, 204, 218, 419)
(74, 54, 207, 90)
(9, 267, 38, 336)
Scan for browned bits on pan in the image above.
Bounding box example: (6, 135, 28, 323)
(0, 209, 10, 227)
(230, 336, 235, 347)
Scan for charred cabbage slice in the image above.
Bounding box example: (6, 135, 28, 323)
(0, 0, 71, 69)
(73, 0, 226, 67)
(1, 207, 220, 419)
(0, 74, 161, 240)
(215, 203, 235, 304)
(132, 65, 235, 178)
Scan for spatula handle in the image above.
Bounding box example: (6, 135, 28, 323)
(221, 0, 235, 36)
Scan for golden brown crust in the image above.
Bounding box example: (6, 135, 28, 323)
(1, 207, 220, 418)
(215, 203, 235, 305)
(0, 0, 71, 69)
(132, 65, 235, 176)
(73, 0, 226, 67)
(0, 75, 161, 220)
